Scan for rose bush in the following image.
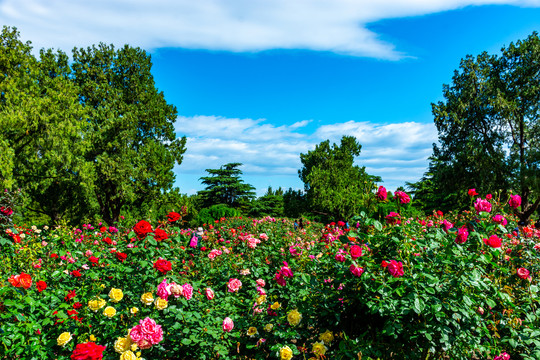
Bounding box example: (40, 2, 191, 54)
(1, 193, 540, 359)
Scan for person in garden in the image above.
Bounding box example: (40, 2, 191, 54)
(294, 219, 299, 231)
(189, 227, 204, 249)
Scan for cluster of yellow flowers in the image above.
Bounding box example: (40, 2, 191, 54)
(287, 309, 302, 326)
(140, 292, 154, 305)
(87, 288, 124, 318)
(114, 335, 141, 360)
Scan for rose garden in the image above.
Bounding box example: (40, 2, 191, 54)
(1, 189, 540, 360)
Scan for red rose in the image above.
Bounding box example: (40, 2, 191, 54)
(153, 258, 172, 275)
(387, 260, 404, 278)
(51, 253, 58, 259)
(65, 290, 76, 302)
(18, 273, 32, 289)
(102, 237, 113, 245)
(71, 270, 82, 278)
(133, 220, 153, 240)
(468, 188, 478, 197)
(153, 228, 169, 242)
(381, 260, 389, 267)
(99, 226, 107, 233)
(349, 245, 363, 259)
(8, 274, 20, 287)
(71, 341, 106, 360)
(517, 268, 530, 280)
(36, 280, 47, 292)
(116, 252, 127, 262)
(73, 302, 82, 309)
(167, 212, 181, 223)
(89, 256, 99, 265)
(483, 235, 502, 248)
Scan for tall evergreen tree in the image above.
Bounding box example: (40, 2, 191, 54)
(198, 163, 255, 209)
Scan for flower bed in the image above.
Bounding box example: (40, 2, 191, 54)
(1, 202, 540, 359)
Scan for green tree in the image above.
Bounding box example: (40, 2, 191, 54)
(198, 163, 255, 209)
(413, 32, 540, 220)
(283, 188, 307, 219)
(0, 27, 93, 223)
(249, 186, 284, 218)
(71, 43, 187, 225)
(299, 136, 381, 221)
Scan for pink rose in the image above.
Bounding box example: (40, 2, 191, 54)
(508, 194, 521, 209)
(493, 352, 510, 360)
(474, 198, 492, 214)
(335, 252, 346, 262)
(205, 288, 215, 300)
(517, 267, 530, 280)
(182, 283, 193, 300)
(387, 260, 404, 278)
(349, 245, 363, 259)
(222, 317, 234, 332)
(349, 264, 364, 277)
(149, 327, 163, 344)
(280, 262, 293, 278)
(394, 191, 411, 204)
(377, 186, 387, 201)
(228, 278, 242, 293)
(492, 214, 507, 226)
(138, 338, 153, 350)
(157, 279, 172, 300)
(256, 279, 266, 287)
(455, 227, 468, 244)
(140, 317, 159, 335)
(129, 326, 143, 342)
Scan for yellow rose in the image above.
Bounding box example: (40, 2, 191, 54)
(264, 323, 274, 332)
(319, 330, 334, 345)
(155, 297, 168, 310)
(103, 306, 116, 318)
(89, 335, 96, 342)
(312, 342, 327, 356)
(270, 302, 281, 310)
(287, 309, 302, 326)
(114, 336, 133, 354)
(88, 298, 107, 312)
(246, 327, 258, 337)
(256, 295, 267, 305)
(140, 292, 154, 306)
(120, 350, 137, 360)
(130, 307, 139, 315)
(279, 345, 293, 360)
(109, 288, 124, 303)
(57, 332, 72, 347)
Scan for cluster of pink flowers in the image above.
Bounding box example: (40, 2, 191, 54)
(394, 191, 411, 204)
(382, 260, 404, 278)
(492, 214, 508, 226)
(274, 261, 294, 286)
(377, 186, 387, 201)
(455, 227, 469, 244)
(493, 352, 510, 360)
(474, 198, 492, 214)
(157, 279, 193, 300)
(508, 195, 521, 209)
(129, 317, 163, 350)
(208, 249, 223, 260)
(247, 237, 261, 249)
(349, 263, 364, 277)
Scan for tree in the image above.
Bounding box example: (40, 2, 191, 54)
(249, 186, 284, 218)
(0, 27, 93, 223)
(71, 43, 187, 225)
(198, 163, 255, 209)
(413, 32, 540, 220)
(299, 136, 381, 221)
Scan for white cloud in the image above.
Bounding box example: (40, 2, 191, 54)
(174, 114, 437, 194)
(1, 0, 539, 59)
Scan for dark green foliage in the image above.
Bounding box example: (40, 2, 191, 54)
(248, 186, 284, 218)
(299, 136, 381, 222)
(413, 32, 540, 219)
(197, 204, 240, 225)
(198, 163, 255, 209)
(282, 188, 307, 219)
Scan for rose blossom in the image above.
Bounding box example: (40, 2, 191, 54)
(483, 235, 502, 248)
(474, 198, 492, 214)
(492, 214, 508, 226)
(394, 191, 411, 204)
(517, 268, 530, 280)
(349, 264, 364, 277)
(387, 260, 404, 278)
(508, 195, 521, 209)
(377, 186, 387, 201)
(228, 278, 242, 292)
(256, 279, 266, 287)
(182, 283, 193, 300)
(222, 317, 234, 332)
(455, 227, 469, 244)
(349, 245, 363, 259)
(205, 288, 215, 300)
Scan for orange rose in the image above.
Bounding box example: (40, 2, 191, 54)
(19, 273, 32, 289)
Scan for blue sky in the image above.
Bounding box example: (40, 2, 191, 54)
(1, 0, 540, 195)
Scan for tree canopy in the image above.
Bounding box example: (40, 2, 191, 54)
(198, 163, 255, 209)
(411, 32, 540, 220)
(299, 136, 381, 221)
